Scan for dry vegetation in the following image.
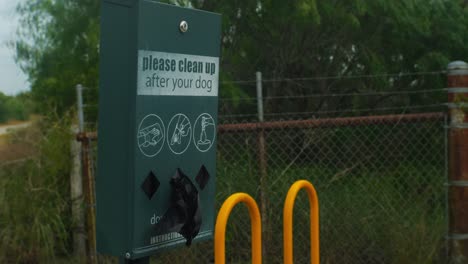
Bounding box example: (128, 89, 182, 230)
(0, 142, 34, 164)
(0, 135, 6, 147)
(0, 123, 37, 165)
(0, 114, 73, 263)
(0, 117, 41, 164)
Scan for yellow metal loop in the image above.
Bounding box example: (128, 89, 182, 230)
(215, 193, 262, 264)
(283, 180, 320, 264)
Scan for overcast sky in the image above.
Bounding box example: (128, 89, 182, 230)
(0, 0, 29, 96)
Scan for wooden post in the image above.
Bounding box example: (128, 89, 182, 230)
(447, 61, 468, 263)
(70, 126, 86, 260)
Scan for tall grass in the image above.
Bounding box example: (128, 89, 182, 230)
(0, 113, 73, 263)
(203, 164, 446, 264)
(151, 162, 447, 264)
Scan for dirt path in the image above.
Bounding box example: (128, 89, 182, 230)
(0, 122, 33, 162)
(0, 122, 30, 136)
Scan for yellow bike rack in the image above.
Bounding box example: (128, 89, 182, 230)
(283, 180, 320, 264)
(214, 180, 319, 264)
(214, 193, 262, 264)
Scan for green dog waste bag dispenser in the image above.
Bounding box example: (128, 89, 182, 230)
(96, 0, 221, 259)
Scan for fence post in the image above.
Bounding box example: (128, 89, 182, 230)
(72, 84, 86, 259)
(76, 84, 85, 133)
(447, 61, 468, 263)
(70, 125, 86, 259)
(256, 71, 269, 258)
(256, 72, 264, 122)
(81, 135, 98, 264)
(76, 84, 98, 263)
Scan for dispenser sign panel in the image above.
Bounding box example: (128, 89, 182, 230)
(137, 51, 219, 97)
(97, 0, 220, 259)
(133, 98, 219, 256)
(132, 9, 220, 254)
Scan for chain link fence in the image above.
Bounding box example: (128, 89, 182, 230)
(78, 73, 448, 263)
(213, 112, 447, 264)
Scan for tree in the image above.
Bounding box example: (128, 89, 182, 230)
(0, 92, 32, 122)
(0, 92, 9, 123)
(6, 92, 32, 121)
(15, 0, 100, 114)
(14, 0, 468, 117)
(193, 0, 468, 115)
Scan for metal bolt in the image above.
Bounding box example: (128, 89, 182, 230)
(179, 20, 188, 33)
(125, 252, 131, 259)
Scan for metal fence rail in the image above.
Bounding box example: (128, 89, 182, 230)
(78, 112, 447, 263)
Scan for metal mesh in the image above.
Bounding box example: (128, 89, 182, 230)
(78, 73, 448, 263)
(81, 112, 447, 264)
(212, 114, 447, 264)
